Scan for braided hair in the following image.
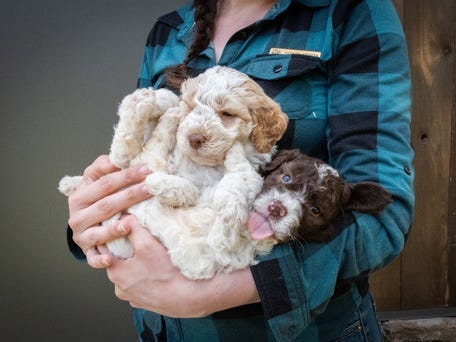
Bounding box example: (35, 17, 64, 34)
(165, 0, 219, 90)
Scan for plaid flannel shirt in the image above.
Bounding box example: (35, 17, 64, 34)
(69, 0, 414, 340)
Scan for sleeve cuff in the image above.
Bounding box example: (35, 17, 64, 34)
(250, 244, 310, 340)
(66, 225, 86, 261)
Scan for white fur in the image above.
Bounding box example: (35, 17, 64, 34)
(316, 162, 339, 184)
(251, 187, 305, 241)
(59, 66, 286, 279)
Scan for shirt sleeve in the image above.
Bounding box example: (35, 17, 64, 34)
(250, 0, 414, 339)
(137, 49, 153, 89)
(67, 225, 87, 261)
(136, 11, 187, 90)
(136, 24, 158, 89)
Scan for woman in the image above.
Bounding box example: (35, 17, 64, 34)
(66, 0, 414, 340)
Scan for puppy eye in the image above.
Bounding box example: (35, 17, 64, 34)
(281, 174, 292, 183)
(310, 206, 320, 216)
(221, 111, 234, 118)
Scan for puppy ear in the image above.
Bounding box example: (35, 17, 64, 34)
(260, 149, 300, 175)
(250, 94, 288, 153)
(342, 182, 392, 214)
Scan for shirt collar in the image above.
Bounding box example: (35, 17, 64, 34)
(177, 7, 197, 48)
(275, 0, 331, 10)
(294, 0, 331, 6)
(177, 0, 331, 47)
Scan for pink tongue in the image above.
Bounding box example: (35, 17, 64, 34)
(248, 212, 275, 240)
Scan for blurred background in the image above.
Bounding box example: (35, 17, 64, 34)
(0, 1, 186, 340)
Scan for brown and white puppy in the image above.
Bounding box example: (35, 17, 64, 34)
(248, 149, 392, 243)
(59, 66, 288, 279)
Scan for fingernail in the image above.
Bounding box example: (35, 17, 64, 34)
(141, 184, 151, 194)
(101, 256, 110, 266)
(139, 166, 150, 175)
(117, 222, 127, 234)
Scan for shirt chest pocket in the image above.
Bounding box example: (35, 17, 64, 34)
(244, 54, 322, 120)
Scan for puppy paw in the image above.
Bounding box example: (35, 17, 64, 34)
(145, 173, 199, 207)
(168, 242, 219, 280)
(253, 238, 277, 254)
(207, 210, 247, 253)
(58, 175, 83, 196)
(119, 88, 178, 122)
(178, 262, 218, 280)
(153, 88, 180, 114)
(110, 89, 179, 169)
(106, 237, 133, 259)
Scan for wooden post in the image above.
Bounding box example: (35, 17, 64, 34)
(401, 0, 454, 310)
(372, 0, 456, 311)
(447, 5, 456, 307)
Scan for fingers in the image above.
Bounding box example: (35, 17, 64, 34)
(71, 218, 131, 259)
(82, 155, 119, 185)
(82, 217, 133, 269)
(65, 154, 153, 271)
(68, 163, 151, 231)
(124, 215, 164, 254)
(86, 247, 112, 269)
(71, 164, 150, 210)
(69, 181, 150, 231)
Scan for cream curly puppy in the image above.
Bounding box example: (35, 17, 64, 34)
(60, 66, 288, 279)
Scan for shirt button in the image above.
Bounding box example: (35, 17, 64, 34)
(273, 65, 282, 73)
(404, 165, 412, 175)
(239, 31, 248, 40)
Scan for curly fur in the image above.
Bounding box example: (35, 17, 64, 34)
(59, 66, 288, 279)
(248, 149, 392, 243)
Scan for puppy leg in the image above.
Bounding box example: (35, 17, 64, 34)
(208, 142, 263, 265)
(168, 237, 219, 280)
(134, 106, 183, 172)
(139, 207, 219, 279)
(109, 88, 179, 168)
(144, 172, 200, 207)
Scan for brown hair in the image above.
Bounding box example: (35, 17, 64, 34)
(165, 0, 219, 90)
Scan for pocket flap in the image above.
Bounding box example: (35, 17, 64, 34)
(245, 54, 320, 80)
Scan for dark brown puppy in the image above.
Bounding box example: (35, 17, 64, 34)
(248, 149, 392, 243)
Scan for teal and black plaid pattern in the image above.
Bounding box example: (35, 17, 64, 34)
(135, 0, 414, 340)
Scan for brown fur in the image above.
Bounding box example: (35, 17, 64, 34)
(256, 149, 393, 242)
(244, 80, 289, 153)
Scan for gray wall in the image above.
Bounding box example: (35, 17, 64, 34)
(1, 1, 187, 340)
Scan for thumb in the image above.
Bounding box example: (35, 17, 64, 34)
(122, 215, 163, 254)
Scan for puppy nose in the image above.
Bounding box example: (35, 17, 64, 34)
(268, 200, 287, 218)
(188, 133, 206, 149)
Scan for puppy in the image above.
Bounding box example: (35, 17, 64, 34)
(59, 66, 288, 279)
(248, 149, 392, 243)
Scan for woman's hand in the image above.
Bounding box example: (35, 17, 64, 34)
(106, 215, 261, 318)
(67, 155, 152, 269)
